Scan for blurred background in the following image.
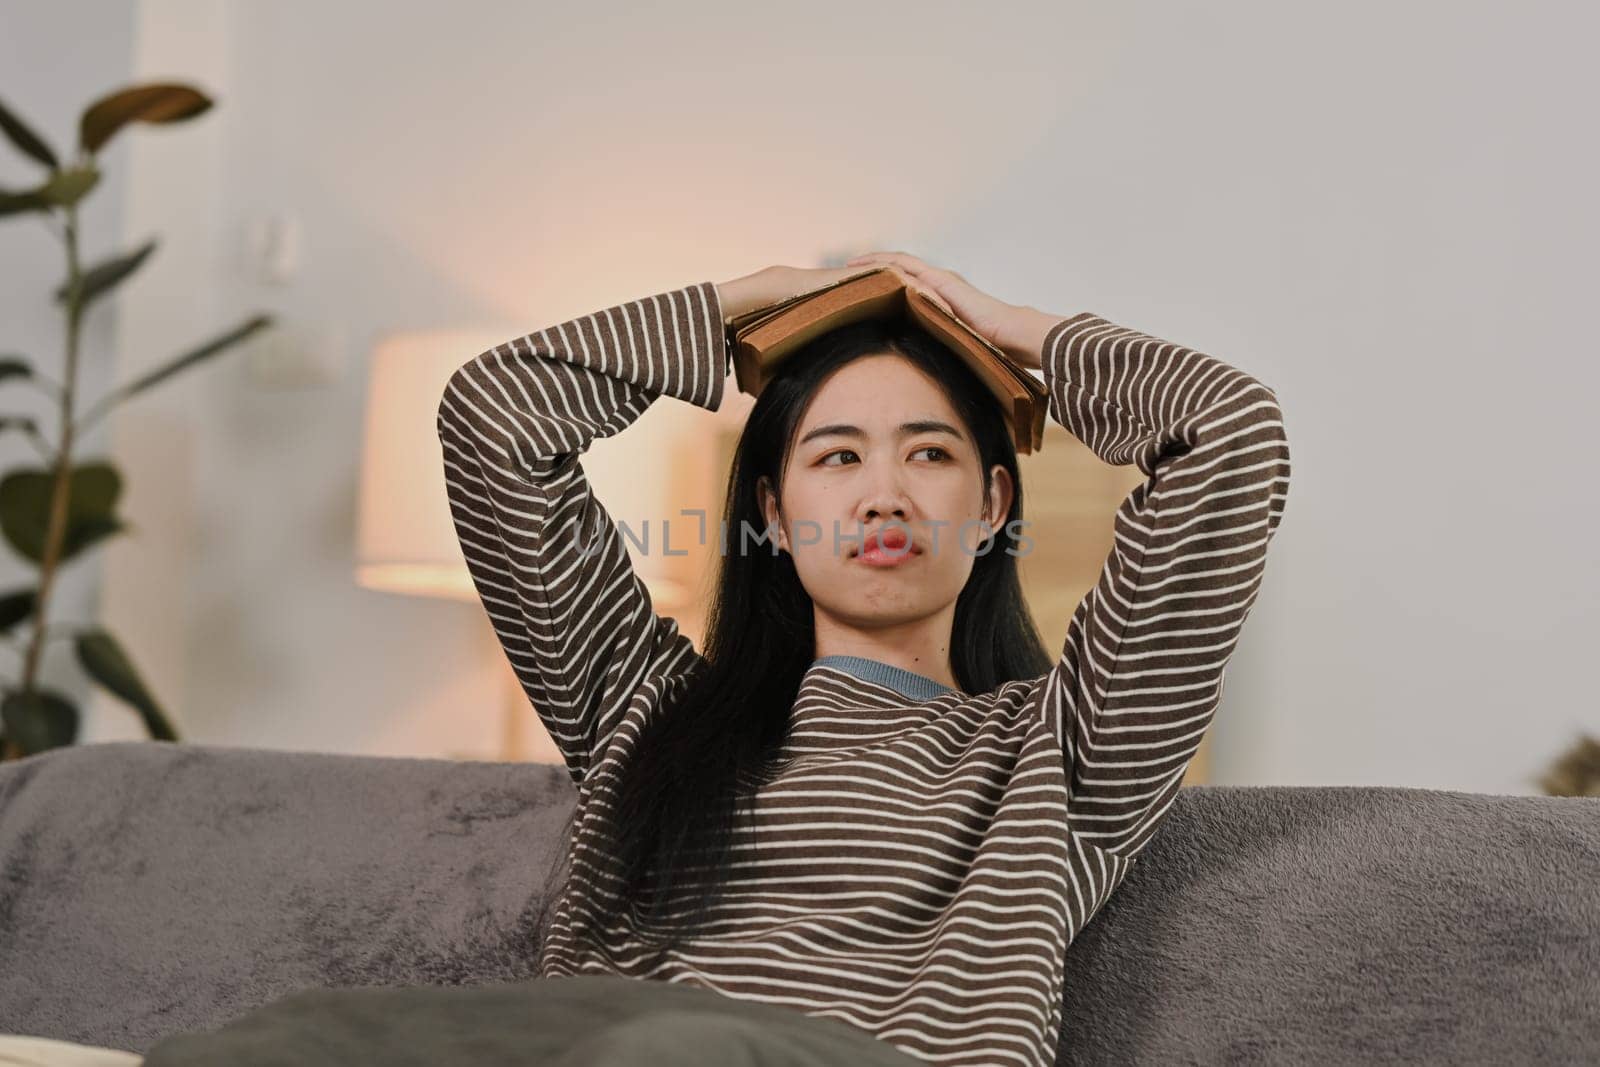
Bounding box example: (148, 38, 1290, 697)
(2, 0, 1595, 795)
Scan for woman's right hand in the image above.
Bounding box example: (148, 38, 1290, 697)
(715, 263, 955, 323)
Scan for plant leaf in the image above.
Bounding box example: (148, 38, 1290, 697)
(109, 313, 274, 405)
(0, 96, 58, 168)
(0, 356, 33, 382)
(55, 238, 157, 309)
(40, 165, 99, 208)
(1, 688, 79, 755)
(75, 628, 178, 741)
(0, 184, 52, 217)
(64, 514, 127, 557)
(0, 463, 124, 565)
(0, 169, 98, 219)
(80, 83, 212, 154)
(0, 588, 36, 633)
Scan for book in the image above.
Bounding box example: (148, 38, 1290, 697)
(722, 266, 1048, 454)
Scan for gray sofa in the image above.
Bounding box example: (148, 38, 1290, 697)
(1, 741, 1595, 1064)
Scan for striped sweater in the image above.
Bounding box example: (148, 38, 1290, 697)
(435, 279, 1291, 1067)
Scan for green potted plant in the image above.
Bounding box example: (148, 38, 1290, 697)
(1536, 732, 1600, 798)
(0, 82, 273, 761)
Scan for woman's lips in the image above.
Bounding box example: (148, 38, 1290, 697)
(854, 529, 921, 567)
(856, 546, 920, 567)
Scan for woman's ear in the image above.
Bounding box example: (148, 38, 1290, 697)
(984, 464, 1015, 538)
(757, 474, 788, 553)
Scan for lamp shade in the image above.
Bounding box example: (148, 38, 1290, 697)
(356, 328, 697, 609)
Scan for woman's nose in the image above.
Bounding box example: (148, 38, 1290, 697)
(852, 456, 915, 523)
(858, 495, 911, 524)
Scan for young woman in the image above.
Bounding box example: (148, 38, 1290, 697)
(10, 253, 1286, 1067)
(425, 251, 1293, 1067)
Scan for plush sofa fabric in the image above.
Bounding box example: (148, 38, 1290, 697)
(1, 741, 1595, 1064)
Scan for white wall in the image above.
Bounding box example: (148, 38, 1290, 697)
(61, 0, 1600, 792)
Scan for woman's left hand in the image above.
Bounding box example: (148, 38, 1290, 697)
(844, 251, 1037, 367)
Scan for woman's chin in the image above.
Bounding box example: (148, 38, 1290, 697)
(819, 587, 952, 627)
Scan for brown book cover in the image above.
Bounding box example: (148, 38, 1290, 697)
(722, 267, 1049, 454)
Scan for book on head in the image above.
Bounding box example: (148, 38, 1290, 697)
(722, 266, 1049, 454)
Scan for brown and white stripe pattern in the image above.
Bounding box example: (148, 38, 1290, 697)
(436, 282, 723, 790)
(436, 282, 1291, 1067)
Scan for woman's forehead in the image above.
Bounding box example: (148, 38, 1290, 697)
(799, 354, 959, 430)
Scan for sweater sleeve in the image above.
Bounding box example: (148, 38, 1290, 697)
(435, 281, 727, 786)
(1028, 310, 1291, 858)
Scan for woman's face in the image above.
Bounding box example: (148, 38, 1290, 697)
(757, 353, 1013, 632)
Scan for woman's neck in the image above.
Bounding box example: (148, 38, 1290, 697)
(811, 606, 959, 691)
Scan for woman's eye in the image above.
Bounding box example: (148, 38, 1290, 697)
(822, 446, 950, 466)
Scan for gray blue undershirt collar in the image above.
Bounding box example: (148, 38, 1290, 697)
(810, 655, 959, 702)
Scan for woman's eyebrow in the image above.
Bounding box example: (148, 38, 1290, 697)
(798, 419, 966, 446)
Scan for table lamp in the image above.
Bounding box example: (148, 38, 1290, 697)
(356, 327, 699, 760)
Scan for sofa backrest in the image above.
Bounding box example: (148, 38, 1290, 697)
(1, 741, 1596, 1062)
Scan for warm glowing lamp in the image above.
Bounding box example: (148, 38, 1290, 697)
(356, 329, 510, 601)
(356, 328, 702, 761)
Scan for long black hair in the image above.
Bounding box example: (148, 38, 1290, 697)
(530, 315, 1054, 966)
